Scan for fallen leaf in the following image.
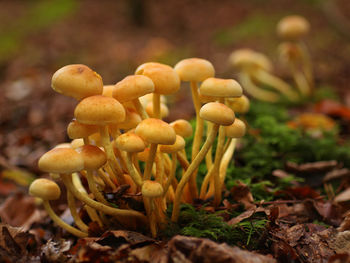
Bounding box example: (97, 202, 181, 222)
(230, 181, 255, 209)
(314, 100, 350, 121)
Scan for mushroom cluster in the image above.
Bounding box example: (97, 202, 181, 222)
(29, 60, 248, 237)
(229, 15, 313, 102)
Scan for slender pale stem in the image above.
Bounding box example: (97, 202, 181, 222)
(133, 98, 148, 120)
(219, 138, 236, 188)
(43, 200, 88, 238)
(86, 170, 109, 205)
(299, 41, 314, 89)
(153, 93, 161, 119)
(98, 168, 117, 191)
(290, 61, 311, 97)
(205, 121, 213, 170)
(163, 152, 177, 196)
(61, 174, 147, 222)
(143, 143, 158, 180)
(213, 126, 227, 206)
(99, 126, 125, 184)
(199, 165, 214, 199)
(155, 152, 164, 183)
(172, 124, 219, 222)
(67, 191, 89, 232)
(125, 152, 143, 187)
(253, 68, 299, 101)
(238, 73, 280, 102)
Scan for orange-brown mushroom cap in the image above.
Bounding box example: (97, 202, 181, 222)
(74, 95, 126, 125)
(199, 102, 235, 126)
(38, 148, 84, 174)
(200, 78, 242, 98)
(67, 120, 99, 139)
(115, 133, 146, 153)
(51, 64, 103, 100)
(113, 75, 155, 102)
(225, 118, 246, 138)
(159, 135, 185, 153)
(135, 62, 180, 95)
(174, 58, 215, 82)
(170, 119, 193, 138)
(135, 118, 176, 145)
(142, 180, 163, 197)
(29, 178, 61, 200)
(277, 15, 310, 40)
(76, 145, 107, 170)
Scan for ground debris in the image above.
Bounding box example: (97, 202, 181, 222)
(167, 235, 276, 263)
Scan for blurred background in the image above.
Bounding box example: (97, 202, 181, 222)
(0, 0, 349, 173)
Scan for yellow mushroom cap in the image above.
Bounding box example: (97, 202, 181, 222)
(70, 138, 85, 149)
(199, 102, 235, 126)
(38, 148, 84, 173)
(113, 75, 155, 102)
(159, 135, 185, 153)
(145, 102, 169, 119)
(174, 58, 215, 82)
(277, 15, 310, 40)
(229, 49, 272, 72)
(225, 119, 246, 138)
(74, 95, 126, 125)
(226, 95, 250, 114)
(115, 133, 146, 153)
(135, 62, 180, 95)
(67, 120, 99, 139)
(170, 119, 193, 138)
(102, 85, 115, 97)
(135, 118, 176, 145)
(142, 180, 163, 197)
(200, 78, 242, 98)
(76, 145, 107, 170)
(118, 108, 142, 130)
(29, 178, 61, 200)
(136, 147, 150, 162)
(51, 64, 103, 100)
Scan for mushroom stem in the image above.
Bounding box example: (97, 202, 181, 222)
(199, 165, 214, 199)
(67, 191, 89, 232)
(152, 93, 161, 119)
(99, 126, 125, 184)
(213, 126, 227, 206)
(299, 41, 314, 88)
(143, 143, 158, 180)
(290, 62, 311, 97)
(42, 200, 88, 238)
(61, 174, 147, 223)
(238, 72, 280, 102)
(125, 152, 143, 187)
(71, 173, 103, 227)
(252, 68, 299, 101)
(86, 170, 109, 205)
(155, 152, 164, 184)
(189, 81, 202, 199)
(163, 152, 177, 196)
(133, 98, 148, 120)
(205, 121, 213, 170)
(219, 138, 236, 189)
(171, 124, 219, 222)
(98, 168, 117, 191)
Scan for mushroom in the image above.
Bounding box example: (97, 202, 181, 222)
(135, 62, 180, 119)
(67, 119, 99, 145)
(51, 64, 103, 100)
(174, 58, 215, 198)
(199, 78, 242, 206)
(29, 178, 87, 237)
(113, 75, 155, 120)
(74, 95, 126, 184)
(230, 49, 298, 102)
(145, 102, 169, 119)
(171, 102, 235, 222)
(277, 15, 313, 95)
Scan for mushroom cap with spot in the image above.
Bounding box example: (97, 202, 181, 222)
(67, 120, 99, 139)
(226, 95, 250, 114)
(51, 64, 103, 100)
(74, 95, 126, 125)
(135, 118, 176, 145)
(102, 85, 115, 97)
(174, 58, 215, 82)
(200, 78, 242, 98)
(39, 148, 84, 173)
(113, 75, 155, 102)
(29, 178, 61, 200)
(159, 135, 185, 153)
(229, 49, 272, 72)
(115, 133, 146, 153)
(135, 62, 180, 95)
(277, 15, 310, 40)
(170, 119, 193, 138)
(225, 119, 246, 138)
(145, 102, 169, 119)
(118, 108, 142, 130)
(142, 180, 163, 197)
(76, 145, 107, 170)
(199, 102, 235, 126)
